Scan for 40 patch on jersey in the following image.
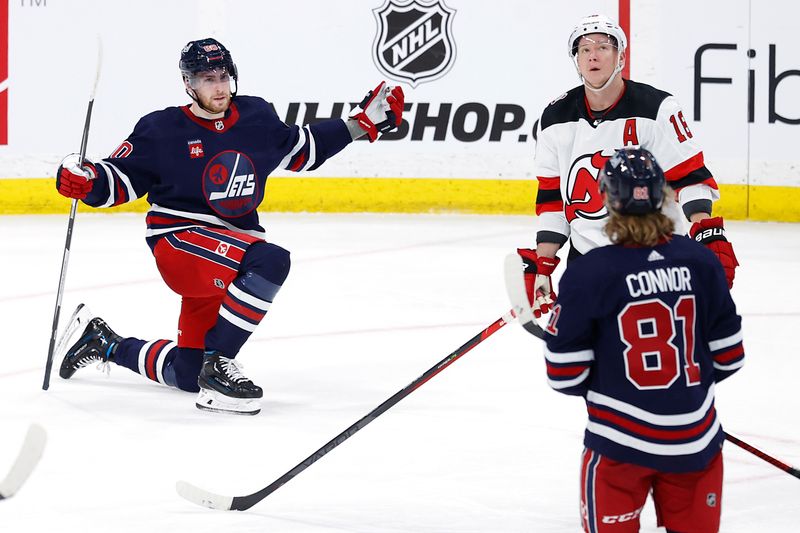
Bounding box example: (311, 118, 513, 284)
(202, 150, 262, 218)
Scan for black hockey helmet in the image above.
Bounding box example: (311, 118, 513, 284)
(179, 38, 238, 91)
(600, 148, 665, 215)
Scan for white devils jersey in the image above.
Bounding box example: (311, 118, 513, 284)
(533, 79, 720, 255)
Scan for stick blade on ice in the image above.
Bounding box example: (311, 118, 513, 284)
(0, 424, 47, 500)
(176, 480, 234, 510)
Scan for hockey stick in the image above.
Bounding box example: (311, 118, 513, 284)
(177, 310, 516, 511)
(43, 37, 103, 390)
(725, 432, 800, 480)
(504, 257, 800, 481)
(503, 253, 546, 339)
(0, 424, 47, 500)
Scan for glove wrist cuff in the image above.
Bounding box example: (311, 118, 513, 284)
(536, 256, 560, 276)
(351, 112, 378, 142)
(689, 216, 727, 244)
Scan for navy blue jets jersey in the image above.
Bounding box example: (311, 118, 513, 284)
(543, 235, 744, 472)
(81, 95, 352, 249)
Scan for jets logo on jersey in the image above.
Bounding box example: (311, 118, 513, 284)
(372, 0, 456, 88)
(565, 151, 611, 223)
(202, 150, 261, 218)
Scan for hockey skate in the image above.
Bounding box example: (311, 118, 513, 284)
(196, 352, 263, 416)
(59, 311, 121, 379)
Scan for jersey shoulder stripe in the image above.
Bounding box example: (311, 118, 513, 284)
(539, 80, 674, 132)
(539, 86, 583, 130)
(619, 80, 672, 122)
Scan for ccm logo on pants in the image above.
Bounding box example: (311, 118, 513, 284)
(601, 507, 643, 524)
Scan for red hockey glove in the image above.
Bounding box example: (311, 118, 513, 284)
(56, 155, 97, 200)
(689, 216, 739, 288)
(349, 81, 404, 142)
(517, 248, 561, 318)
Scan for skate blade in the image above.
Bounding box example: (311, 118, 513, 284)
(53, 304, 94, 362)
(195, 388, 261, 416)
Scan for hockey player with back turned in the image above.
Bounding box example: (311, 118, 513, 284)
(517, 14, 739, 319)
(540, 147, 744, 533)
(55, 38, 404, 415)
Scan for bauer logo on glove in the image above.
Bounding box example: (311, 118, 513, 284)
(349, 81, 405, 142)
(688, 216, 739, 288)
(692, 227, 725, 242)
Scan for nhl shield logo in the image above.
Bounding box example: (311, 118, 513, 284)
(372, 0, 456, 88)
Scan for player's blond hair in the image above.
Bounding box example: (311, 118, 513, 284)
(604, 187, 675, 247)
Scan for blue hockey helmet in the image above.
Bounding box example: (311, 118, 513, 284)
(179, 38, 238, 92)
(600, 148, 666, 215)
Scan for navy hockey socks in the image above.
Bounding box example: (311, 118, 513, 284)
(204, 242, 289, 357)
(113, 337, 177, 386)
(113, 339, 203, 392)
(204, 271, 282, 356)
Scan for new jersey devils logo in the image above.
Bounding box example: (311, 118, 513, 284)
(202, 150, 261, 218)
(565, 151, 612, 222)
(372, 0, 456, 88)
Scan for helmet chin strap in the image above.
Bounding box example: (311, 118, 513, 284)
(574, 49, 624, 93)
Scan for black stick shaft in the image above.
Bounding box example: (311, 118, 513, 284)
(42, 99, 94, 390)
(230, 312, 514, 510)
(725, 432, 800, 479)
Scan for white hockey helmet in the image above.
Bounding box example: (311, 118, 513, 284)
(568, 14, 627, 92)
(568, 14, 627, 58)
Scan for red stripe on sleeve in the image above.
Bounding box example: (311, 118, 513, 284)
(113, 178, 127, 206)
(547, 362, 589, 378)
(714, 344, 744, 364)
(536, 176, 561, 190)
(289, 151, 306, 171)
(664, 152, 706, 181)
(536, 200, 564, 216)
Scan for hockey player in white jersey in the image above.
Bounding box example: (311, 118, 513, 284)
(517, 14, 739, 318)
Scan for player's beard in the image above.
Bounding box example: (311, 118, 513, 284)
(198, 91, 232, 115)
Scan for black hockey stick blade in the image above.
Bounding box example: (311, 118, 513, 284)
(725, 432, 800, 480)
(177, 311, 515, 511)
(503, 253, 545, 339)
(0, 424, 47, 500)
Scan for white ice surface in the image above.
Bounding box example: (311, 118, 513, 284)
(0, 213, 798, 532)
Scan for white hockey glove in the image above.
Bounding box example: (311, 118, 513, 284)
(348, 81, 404, 142)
